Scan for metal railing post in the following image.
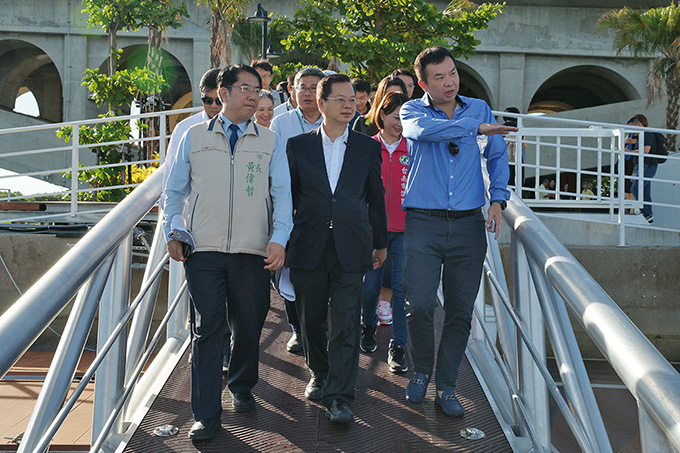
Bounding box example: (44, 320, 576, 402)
(70, 122, 79, 217)
(513, 237, 550, 449)
(617, 130, 627, 246)
(527, 258, 612, 453)
(639, 402, 674, 453)
(125, 221, 166, 381)
(17, 253, 116, 453)
(92, 233, 133, 444)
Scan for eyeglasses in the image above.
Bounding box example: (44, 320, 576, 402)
(295, 85, 317, 93)
(201, 95, 222, 106)
(325, 97, 358, 106)
(448, 142, 459, 156)
(225, 85, 262, 95)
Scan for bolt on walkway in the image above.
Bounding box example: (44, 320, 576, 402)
(123, 291, 511, 452)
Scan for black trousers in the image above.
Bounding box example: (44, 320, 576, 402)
(184, 251, 270, 420)
(290, 232, 364, 407)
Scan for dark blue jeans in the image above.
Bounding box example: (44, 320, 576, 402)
(184, 252, 270, 420)
(403, 210, 486, 391)
(361, 232, 407, 347)
(631, 162, 658, 216)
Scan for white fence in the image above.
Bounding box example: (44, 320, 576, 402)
(1, 109, 679, 241)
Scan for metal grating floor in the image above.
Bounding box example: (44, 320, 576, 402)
(123, 291, 511, 452)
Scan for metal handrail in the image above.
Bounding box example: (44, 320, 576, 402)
(0, 168, 163, 378)
(472, 185, 680, 451)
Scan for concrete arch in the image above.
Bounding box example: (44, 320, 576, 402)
(529, 65, 641, 114)
(456, 61, 493, 107)
(0, 39, 63, 122)
(96, 45, 192, 110)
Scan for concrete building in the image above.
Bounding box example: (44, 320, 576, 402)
(0, 0, 673, 176)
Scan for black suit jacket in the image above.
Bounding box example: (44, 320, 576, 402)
(286, 127, 387, 273)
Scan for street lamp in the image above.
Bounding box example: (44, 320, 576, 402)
(247, 3, 273, 61)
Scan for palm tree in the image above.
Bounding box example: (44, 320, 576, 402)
(195, 0, 252, 68)
(597, 4, 680, 148)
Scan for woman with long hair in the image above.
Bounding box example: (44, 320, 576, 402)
(360, 91, 412, 375)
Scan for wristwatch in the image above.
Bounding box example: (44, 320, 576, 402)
(491, 200, 507, 210)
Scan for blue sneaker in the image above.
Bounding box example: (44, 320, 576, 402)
(406, 372, 429, 403)
(435, 390, 465, 417)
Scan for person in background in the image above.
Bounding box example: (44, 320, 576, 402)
(503, 107, 526, 189)
(273, 71, 299, 118)
(270, 66, 327, 354)
(255, 91, 275, 129)
(354, 75, 407, 136)
(252, 59, 286, 108)
(360, 92, 411, 377)
(163, 68, 222, 201)
(351, 78, 372, 116)
(392, 68, 417, 98)
(628, 114, 657, 223)
(538, 179, 551, 199)
(581, 181, 595, 198)
(400, 46, 514, 418)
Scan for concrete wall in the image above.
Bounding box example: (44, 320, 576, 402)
(499, 245, 680, 362)
(0, 233, 168, 350)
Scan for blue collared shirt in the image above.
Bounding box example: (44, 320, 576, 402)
(400, 94, 509, 211)
(270, 107, 323, 150)
(163, 112, 293, 248)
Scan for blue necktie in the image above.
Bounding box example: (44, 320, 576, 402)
(228, 123, 240, 153)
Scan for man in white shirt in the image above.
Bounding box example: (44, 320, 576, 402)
(269, 66, 326, 353)
(273, 71, 298, 118)
(162, 68, 222, 203)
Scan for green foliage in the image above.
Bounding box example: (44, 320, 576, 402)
(82, 0, 188, 34)
(597, 4, 680, 144)
(272, 62, 309, 86)
(82, 67, 169, 114)
(276, 0, 504, 82)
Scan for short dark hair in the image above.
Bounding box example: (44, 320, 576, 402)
(414, 46, 456, 84)
(392, 68, 416, 85)
(199, 68, 221, 92)
(287, 71, 298, 86)
(503, 106, 520, 123)
(351, 78, 372, 94)
(317, 73, 353, 101)
(217, 64, 262, 92)
(250, 59, 273, 74)
(373, 91, 409, 130)
(629, 113, 649, 127)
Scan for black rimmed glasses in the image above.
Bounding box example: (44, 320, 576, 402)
(201, 95, 222, 106)
(448, 142, 460, 157)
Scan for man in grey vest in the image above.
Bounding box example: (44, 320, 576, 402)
(163, 64, 292, 440)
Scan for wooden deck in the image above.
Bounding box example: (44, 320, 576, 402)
(0, 351, 95, 452)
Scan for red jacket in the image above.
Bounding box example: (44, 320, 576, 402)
(373, 133, 409, 232)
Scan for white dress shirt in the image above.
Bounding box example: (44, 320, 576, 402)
(320, 125, 349, 193)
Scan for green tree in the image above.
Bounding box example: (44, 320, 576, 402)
(195, 0, 252, 68)
(597, 4, 680, 148)
(276, 0, 504, 83)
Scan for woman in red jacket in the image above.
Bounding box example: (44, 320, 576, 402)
(360, 92, 411, 374)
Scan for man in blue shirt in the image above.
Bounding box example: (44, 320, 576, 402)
(400, 46, 516, 417)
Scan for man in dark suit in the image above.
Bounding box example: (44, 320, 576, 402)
(286, 73, 388, 424)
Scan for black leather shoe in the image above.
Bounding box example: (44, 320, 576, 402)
(304, 376, 326, 401)
(188, 418, 220, 440)
(232, 391, 256, 412)
(287, 333, 303, 353)
(325, 400, 354, 424)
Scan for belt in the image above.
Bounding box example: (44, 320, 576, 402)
(408, 207, 479, 220)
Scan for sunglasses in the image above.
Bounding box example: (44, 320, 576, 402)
(201, 96, 222, 106)
(448, 142, 459, 156)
